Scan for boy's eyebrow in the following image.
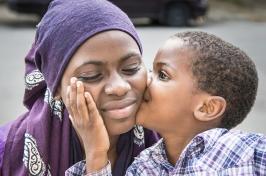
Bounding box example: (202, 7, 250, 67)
(156, 61, 176, 70)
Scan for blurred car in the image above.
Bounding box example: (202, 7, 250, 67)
(7, 0, 208, 26)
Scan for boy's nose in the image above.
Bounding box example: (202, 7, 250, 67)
(144, 75, 152, 102)
(147, 69, 152, 86)
(104, 74, 131, 96)
(143, 87, 151, 102)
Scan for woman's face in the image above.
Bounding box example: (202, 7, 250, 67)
(60, 30, 147, 135)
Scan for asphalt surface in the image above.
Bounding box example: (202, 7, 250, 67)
(0, 6, 265, 134)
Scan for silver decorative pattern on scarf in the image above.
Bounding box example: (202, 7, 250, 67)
(23, 133, 46, 176)
(47, 165, 52, 176)
(133, 125, 145, 146)
(25, 70, 45, 90)
(44, 88, 64, 120)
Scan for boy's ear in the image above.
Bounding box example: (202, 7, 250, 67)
(194, 96, 226, 122)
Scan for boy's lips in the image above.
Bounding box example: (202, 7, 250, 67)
(101, 99, 137, 119)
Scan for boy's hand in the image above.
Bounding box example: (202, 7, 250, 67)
(66, 77, 109, 172)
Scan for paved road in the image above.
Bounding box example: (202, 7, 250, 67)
(0, 21, 266, 134)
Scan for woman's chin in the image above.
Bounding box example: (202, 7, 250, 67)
(105, 118, 135, 136)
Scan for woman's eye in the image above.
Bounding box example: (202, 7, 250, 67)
(77, 74, 102, 83)
(122, 66, 140, 75)
(158, 70, 169, 81)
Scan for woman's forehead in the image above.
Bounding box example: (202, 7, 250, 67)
(72, 31, 141, 59)
(85, 30, 139, 48)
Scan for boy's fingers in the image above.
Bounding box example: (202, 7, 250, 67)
(76, 81, 89, 122)
(84, 92, 100, 124)
(69, 77, 79, 119)
(65, 86, 74, 118)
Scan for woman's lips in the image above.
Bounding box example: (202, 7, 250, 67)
(101, 99, 137, 119)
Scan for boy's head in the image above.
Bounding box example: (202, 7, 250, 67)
(137, 31, 258, 134)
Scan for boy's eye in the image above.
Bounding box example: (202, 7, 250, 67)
(77, 73, 103, 83)
(158, 70, 169, 81)
(122, 66, 140, 76)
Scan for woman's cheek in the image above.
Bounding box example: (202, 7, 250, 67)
(134, 67, 148, 92)
(83, 84, 102, 107)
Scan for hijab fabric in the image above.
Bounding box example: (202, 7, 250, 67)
(1, 0, 158, 175)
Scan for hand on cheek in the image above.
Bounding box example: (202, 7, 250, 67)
(65, 77, 110, 172)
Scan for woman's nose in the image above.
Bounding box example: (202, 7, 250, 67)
(104, 73, 131, 96)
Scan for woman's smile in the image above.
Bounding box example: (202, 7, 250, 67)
(101, 98, 137, 119)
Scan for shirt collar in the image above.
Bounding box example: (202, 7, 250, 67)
(148, 139, 171, 167)
(150, 128, 228, 165)
(181, 128, 228, 159)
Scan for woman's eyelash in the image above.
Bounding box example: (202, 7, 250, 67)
(122, 67, 140, 75)
(77, 74, 102, 82)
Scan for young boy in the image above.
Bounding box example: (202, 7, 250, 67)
(66, 31, 266, 175)
(129, 31, 266, 175)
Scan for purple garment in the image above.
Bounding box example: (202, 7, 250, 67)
(0, 0, 158, 175)
(0, 123, 11, 169)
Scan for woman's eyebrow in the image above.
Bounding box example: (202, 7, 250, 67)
(74, 60, 103, 73)
(120, 52, 141, 62)
(80, 60, 103, 66)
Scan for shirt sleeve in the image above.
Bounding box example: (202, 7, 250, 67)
(254, 135, 266, 175)
(125, 159, 144, 176)
(65, 160, 112, 176)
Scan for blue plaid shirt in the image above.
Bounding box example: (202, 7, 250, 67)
(66, 128, 266, 176)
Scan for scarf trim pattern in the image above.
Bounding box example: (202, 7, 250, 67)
(44, 88, 64, 121)
(133, 125, 145, 146)
(25, 70, 45, 90)
(23, 133, 47, 175)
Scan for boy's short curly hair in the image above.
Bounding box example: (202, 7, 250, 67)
(173, 31, 258, 129)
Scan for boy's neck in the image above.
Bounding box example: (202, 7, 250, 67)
(162, 133, 196, 166)
(161, 119, 220, 165)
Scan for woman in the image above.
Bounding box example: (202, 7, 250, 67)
(0, 0, 158, 175)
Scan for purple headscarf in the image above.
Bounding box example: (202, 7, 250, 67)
(0, 0, 158, 175)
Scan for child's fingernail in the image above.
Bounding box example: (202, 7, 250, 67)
(71, 77, 76, 84)
(77, 81, 82, 87)
(84, 92, 89, 98)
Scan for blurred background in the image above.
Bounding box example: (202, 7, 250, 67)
(0, 0, 265, 134)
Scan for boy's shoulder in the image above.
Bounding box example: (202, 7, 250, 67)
(216, 129, 265, 148)
(200, 129, 266, 169)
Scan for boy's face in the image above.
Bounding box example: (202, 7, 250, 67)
(136, 38, 204, 133)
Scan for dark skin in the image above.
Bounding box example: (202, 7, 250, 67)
(66, 37, 227, 172)
(57, 30, 147, 172)
(136, 38, 226, 165)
